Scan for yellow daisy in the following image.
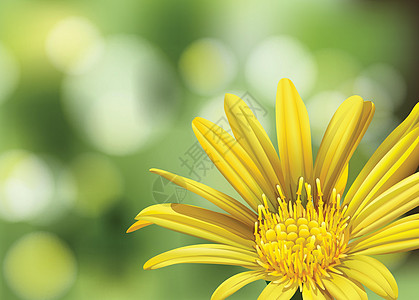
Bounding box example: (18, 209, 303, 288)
(128, 78, 419, 299)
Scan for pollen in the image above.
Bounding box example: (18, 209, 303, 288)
(254, 178, 350, 290)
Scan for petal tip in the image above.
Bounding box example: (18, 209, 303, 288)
(278, 78, 292, 85)
(347, 94, 364, 104)
(224, 93, 237, 100)
(126, 220, 153, 233)
(276, 78, 295, 92)
(192, 116, 206, 127)
(126, 225, 137, 233)
(143, 260, 153, 270)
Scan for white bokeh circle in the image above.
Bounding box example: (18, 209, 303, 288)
(45, 16, 104, 75)
(245, 36, 317, 102)
(62, 35, 179, 156)
(0, 150, 55, 222)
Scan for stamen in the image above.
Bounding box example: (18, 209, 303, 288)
(316, 178, 323, 205)
(262, 194, 269, 209)
(305, 183, 312, 202)
(296, 177, 304, 202)
(276, 184, 286, 202)
(336, 194, 341, 210)
(254, 178, 349, 285)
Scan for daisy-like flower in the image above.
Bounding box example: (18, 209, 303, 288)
(128, 79, 419, 299)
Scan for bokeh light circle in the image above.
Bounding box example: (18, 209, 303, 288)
(3, 232, 77, 300)
(245, 36, 317, 101)
(62, 35, 179, 156)
(45, 16, 103, 75)
(70, 153, 123, 217)
(179, 38, 237, 96)
(0, 42, 19, 104)
(0, 150, 55, 222)
(32, 157, 76, 225)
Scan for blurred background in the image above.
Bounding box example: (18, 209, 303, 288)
(0, 0, 418, 299)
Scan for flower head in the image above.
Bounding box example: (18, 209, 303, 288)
(128, 78, 419, 299)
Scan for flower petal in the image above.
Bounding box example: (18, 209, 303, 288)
(314, 97, 374, 202)
(150, 168, 256, 227)
(126, 220, 153, 233)
(211, 270, 266, 300)
(302, 283, 329, 300)
(335, 164, 348, 197)
(344, 103, 419, 216)
(134, 203, 255, 249)
(323, 273, 367, 300)
(224, 93, 285, 199)
(192, 117, 275, 210)
(350, 172, 419, 237)
(144, 244, 260, 270)
(276, 78, 313, 197)
(337, 255, 397, 300)
(349, 214, 419, 255)
(346, 126, 419, 219)
(258, 280, 298, 300)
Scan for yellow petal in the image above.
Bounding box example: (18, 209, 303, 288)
(258, 280, 297, 300)
(144, 244, 260, 270)
(323, 273, 367, 300)
(150, 168, 256, 227)
(349, 214, 419, 255)
(192, 117, 275, 211)
(352, 239, 419, 256)
(276, 78, 313, 197)
(335, 164, 348, 197)
(211, 270, 266, 300)
(350, 172, 419, 237)
(126, 220, 153, 233)
(346, 126, 419, 218)
(337, 255, 397, 300)
(302, 283, 329, 300)
(344, 103, 419, 215)
(224, 93, 285, 199)
(314, 98, 374, 202)
(135, 203, 255, 249)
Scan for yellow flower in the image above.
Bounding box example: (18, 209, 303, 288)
(128, 78, 419, 299)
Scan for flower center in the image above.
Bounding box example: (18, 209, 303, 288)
(254, 178, 349, 289)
